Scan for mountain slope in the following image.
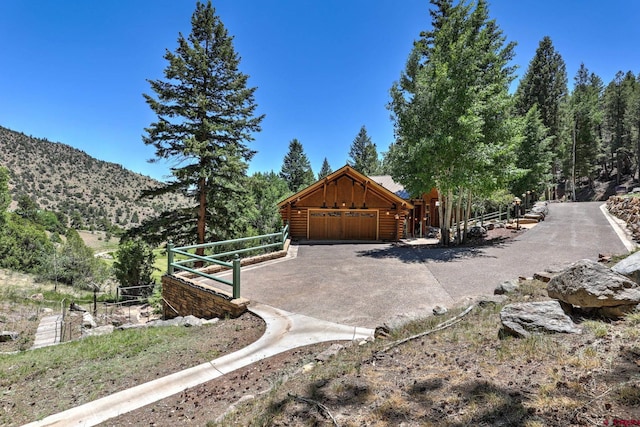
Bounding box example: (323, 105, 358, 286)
(0, 125, 186, 230)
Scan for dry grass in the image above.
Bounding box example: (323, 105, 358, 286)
(213, 280, 640, 426)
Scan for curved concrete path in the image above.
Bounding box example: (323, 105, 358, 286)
(22, 304, 373, 427)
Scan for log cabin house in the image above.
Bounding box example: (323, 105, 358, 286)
(278, 165, 442, 241)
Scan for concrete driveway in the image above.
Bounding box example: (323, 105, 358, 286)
(236, 202, 630, 329)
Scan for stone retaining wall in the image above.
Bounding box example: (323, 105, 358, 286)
(607, 195, 640, 243)
(162, 274, 250, 319)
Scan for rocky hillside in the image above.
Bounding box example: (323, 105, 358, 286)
(0, 125, 186, 230)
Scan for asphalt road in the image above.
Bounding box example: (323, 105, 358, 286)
(236, 201, 629, 329)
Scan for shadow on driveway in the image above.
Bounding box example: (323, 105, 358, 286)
(355, 236, 515, 263)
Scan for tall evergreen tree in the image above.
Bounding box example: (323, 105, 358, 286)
(136, 1, 263, 249)
(629, 73, 640, 180)
(603, 71, 636, 182)
(515, 36, 568, 140)
(388, 0, 518, 245)
(348, 126, 380, 175)
(514, 36, 568, 194)
(247, 172, 291, 234)
(280, 139, 314, 192)
(511, 105, 553, 197)
(317, 157, 333, 180)
(568, 64, 603, 196)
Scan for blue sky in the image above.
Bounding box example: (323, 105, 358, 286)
(1, 1, 639, 181)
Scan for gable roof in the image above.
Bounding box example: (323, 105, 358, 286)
(278, 165, 413, 209)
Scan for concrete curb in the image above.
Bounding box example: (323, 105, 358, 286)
(22, 304, 374, 427)
(600, 203, 638, 252)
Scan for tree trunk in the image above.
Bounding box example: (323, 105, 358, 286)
(196, 176, 207, 266)
(464, 188, 472, 244)
(455, 189, 463, 245)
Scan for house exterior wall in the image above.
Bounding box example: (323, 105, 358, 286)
(279, 168, 410, 241)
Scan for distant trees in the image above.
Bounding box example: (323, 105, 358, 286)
(387, 0, 518, 245)
(280, 139, 315, 192)
(0, 166, 10, 221)
(113, 239, 156, 297)
(511, 105, 553, 197)
(246, 172, 291, 235)
(348, 126, 380, 175)
(46, 229, 109, 290)
(318, 158, 333, 180)
(137, 1, 263, 249)
(567, 64, 603, 197)
(602, 71, 636, 183)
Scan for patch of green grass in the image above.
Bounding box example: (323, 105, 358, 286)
(582, 320, 609, 338)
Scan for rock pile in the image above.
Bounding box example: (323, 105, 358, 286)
(499, 256, 640, 338)
(607, 195, 640, 242)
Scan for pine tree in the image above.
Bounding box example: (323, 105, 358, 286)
(511, 105, 553, 197)
(515, 37, 568, 141)
(318, 158, 333, 180)
(388, 0, 518, 245)
(603, 71, 636, 182)
(137, 1, 263, 249)
(629, 73, 640, 180)
(348, 126, 380, 175)
(568, 64, 603, 197)
(280, 139, 315, 192)
(514, 36, 568, 193)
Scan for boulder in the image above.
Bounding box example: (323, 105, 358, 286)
(0, 331, 19, 342)
(612, 251, 640, 284)
(468, 226, 487, 238)
(494, 279, 519, 295)
(500, 301, 582, 338)
(548, 259, 640, 308)
(82, 312, 97, 329)
(432, 305, 448, 315)
(30, 293, 44, 301)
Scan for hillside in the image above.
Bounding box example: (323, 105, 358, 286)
(0, 125, 186, 230)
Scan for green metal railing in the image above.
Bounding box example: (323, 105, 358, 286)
(167, 224, 289, 299)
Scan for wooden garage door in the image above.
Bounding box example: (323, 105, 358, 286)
(308, 210, 378, 240)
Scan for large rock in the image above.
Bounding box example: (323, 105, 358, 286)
(612, 251, 640, 284)
(500, 301, 581, 338)
(82, 312, 97, 329)
(548, 259, 640, 308)
(494, 279, 519, 295)
(0, 331, 19, 342)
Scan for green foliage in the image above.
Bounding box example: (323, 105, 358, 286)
(0, 166, 9, 223)
(247, 172, 291, 235)
(43, 229, 109, 290)
(317, 157, 333, 180)
(387, 0, 518, 244)
(113, 238, 156, 297)
(280, 139, 315, 192)
(511, 105, 554, 196)
(514, 36, 568, 156)
(567, 64, 603, 185)
(138, 1, 263, 247)
(0, 213, 53, 273)
(348, 126, 381, 175)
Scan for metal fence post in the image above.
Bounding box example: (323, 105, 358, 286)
(232, 254, 241, 299)
(167, 241, 174, 275)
